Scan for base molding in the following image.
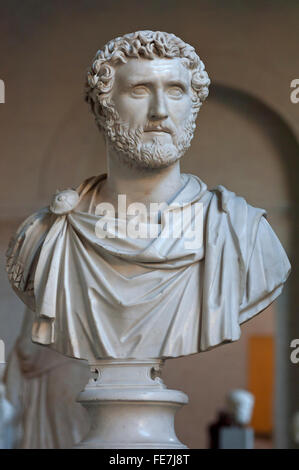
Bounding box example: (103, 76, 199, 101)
(75, 359, 188, 449)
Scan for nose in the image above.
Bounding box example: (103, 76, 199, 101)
(148, 90, 168, 121)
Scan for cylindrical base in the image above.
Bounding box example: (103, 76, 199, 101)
(75, 359, 188, 449)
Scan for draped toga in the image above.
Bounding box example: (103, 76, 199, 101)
(6, 173, 291, 361)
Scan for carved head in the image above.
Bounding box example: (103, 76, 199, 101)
(226, 389, 255, 426)
(85, 31, 210, 169)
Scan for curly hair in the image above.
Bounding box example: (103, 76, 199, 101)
(85, 30, 210, 132)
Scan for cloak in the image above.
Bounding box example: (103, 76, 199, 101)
(6, 173, 291, 360)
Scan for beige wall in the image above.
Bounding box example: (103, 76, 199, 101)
(0, 0, 298, 448)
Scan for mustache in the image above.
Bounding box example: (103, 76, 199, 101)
(143, 123, 174, 135)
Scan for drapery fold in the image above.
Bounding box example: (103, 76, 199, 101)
(6, 174, 291, 360)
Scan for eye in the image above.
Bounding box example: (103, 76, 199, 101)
(131, 86, 149, 97)
(167, 86, 184, 98)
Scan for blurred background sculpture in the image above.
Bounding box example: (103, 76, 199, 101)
(5, 31, 291, 448)
(3, 309, 90, 449)
(226, 389, 255, 426)
(209, 389, 255, 449)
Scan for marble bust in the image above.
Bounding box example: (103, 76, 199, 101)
(6, 31, 291, 362)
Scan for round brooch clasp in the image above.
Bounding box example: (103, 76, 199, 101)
(50, 189, 79, 215)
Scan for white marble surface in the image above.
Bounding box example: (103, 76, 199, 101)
(75, 359, 188, 449)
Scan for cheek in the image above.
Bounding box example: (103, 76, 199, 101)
(169, 98, 193, 127)
(112, 95, 148, 127)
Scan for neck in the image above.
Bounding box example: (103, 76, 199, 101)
(101, 143, 183, 208)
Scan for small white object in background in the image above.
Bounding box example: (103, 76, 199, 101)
(0, 361, 21, 450)
(217, 389, 256, 449)
(0, 342, 22, 449)
(226, 389, 255, 426)
(0, 383, 16, 449)
(292, 411, 299, 444)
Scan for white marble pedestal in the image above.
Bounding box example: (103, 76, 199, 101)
(75, 359, 188, 449)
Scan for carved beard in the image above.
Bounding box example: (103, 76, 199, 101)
(102, 105, 197, 169)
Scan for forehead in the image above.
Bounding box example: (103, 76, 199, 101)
(113, 57, 191, 87)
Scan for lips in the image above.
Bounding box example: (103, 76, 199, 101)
(144, 127, 171, 134)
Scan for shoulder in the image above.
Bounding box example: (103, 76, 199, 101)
(6, 207, 53, 308)
(46, 174, 107, 215)
(210, 184, 266, 218)
(208, 185, 267, 239)
(205, 184, 269, 266)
